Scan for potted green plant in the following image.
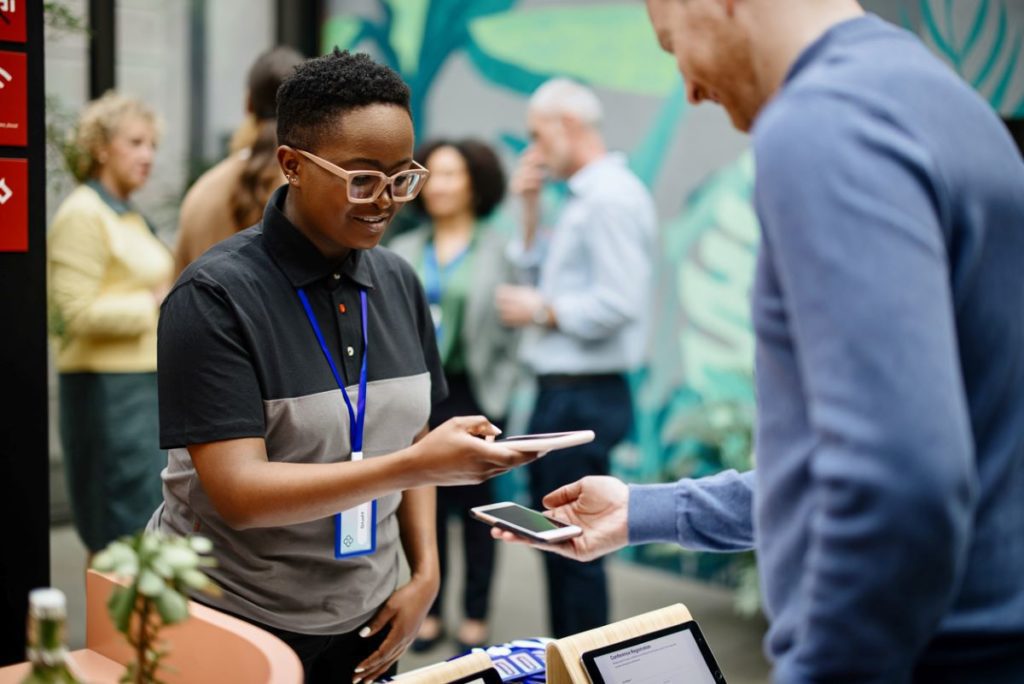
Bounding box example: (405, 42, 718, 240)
(91, 532, 219, 684)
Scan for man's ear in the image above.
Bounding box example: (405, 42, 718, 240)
(277, 146, 302, 185)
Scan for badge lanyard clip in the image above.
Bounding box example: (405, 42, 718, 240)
(297, 287, 376, 559)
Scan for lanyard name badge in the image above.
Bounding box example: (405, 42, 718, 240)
(297, 287, 376, 559)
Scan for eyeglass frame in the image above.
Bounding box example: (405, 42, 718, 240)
(294, 148, 430, 204)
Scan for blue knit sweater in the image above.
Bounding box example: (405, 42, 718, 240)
(629, 15, 1024, 683)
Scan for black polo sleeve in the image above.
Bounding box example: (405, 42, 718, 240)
(157, 280, 266, 448)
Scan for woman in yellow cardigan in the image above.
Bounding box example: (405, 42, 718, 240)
(48, 92, 172, 554)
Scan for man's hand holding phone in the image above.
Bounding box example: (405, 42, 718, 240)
(489, 476, 631, 562)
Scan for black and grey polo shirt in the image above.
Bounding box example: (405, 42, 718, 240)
(148, 185, 447, 635)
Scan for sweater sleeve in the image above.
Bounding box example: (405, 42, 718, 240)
(49, 205, 157, 338)
(754, 92, 976, 683)
(628, 469, 756, 551)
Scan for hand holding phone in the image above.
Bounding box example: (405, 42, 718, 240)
(471, 502, 582, 544)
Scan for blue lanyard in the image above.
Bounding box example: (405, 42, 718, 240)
(296, 287, 368, 452)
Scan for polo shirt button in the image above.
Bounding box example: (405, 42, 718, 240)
(346, 346, 355, 357)
(333, 273, 341, 280)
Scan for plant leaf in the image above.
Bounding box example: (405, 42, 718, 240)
(178, 568, 210, 591)
(157, 545, 199, 572)
(108, 586, 137, 634)
(155, 589, 189, 625)
(187, 536, 213, 554)
(137, 569, 166, 598)
(151, 556, 173, 579)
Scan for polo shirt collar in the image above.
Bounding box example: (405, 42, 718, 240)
(262, 185, 375, 290)
(86, 179, 135, 215)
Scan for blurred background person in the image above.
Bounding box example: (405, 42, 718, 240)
(495, 79, 656, 638)
(390, 137, 520, 653)
(173, 46, 305, 277)
(48, 91, 172, 558)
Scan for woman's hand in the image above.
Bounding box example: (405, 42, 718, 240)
(353, 573, 440, 683)
(412, 416, 543, 486)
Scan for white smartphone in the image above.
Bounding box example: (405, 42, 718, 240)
(493, 430, 595, 452)
(471, 502, 582, 544)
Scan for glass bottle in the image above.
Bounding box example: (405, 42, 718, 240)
(21, 588, 82, 684)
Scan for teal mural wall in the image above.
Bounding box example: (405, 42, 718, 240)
(321, 0, 1024, 596)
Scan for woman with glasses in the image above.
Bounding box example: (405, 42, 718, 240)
(148, 50, 542, 684)
(390, 138, 520, 654)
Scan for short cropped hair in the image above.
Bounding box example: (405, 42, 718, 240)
(528, 78, 603, 126)
(70, 91, 160, 182)
(276, 49, 411, 150)
(411, 138, 507, 219)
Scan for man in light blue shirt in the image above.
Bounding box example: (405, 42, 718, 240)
(496, 78, 656, 637)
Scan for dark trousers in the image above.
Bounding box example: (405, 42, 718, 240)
(429, 374, 497, 622)
(527, 374, 633, 638)
(194, 603, 395, 684)
(59, 372, 165, 552)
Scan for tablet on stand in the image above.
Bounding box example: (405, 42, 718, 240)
(545, 604, 727, 684)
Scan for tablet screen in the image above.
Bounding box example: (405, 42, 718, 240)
(582, 622, 725, 684)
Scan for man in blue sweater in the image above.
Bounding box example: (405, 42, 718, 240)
(495, 1, 1024, 681)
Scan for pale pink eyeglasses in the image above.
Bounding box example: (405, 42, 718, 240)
(296, 149, 430, 203)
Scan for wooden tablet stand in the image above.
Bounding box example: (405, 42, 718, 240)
(394, 651, 496, 684)
(545, 603, 694, 684)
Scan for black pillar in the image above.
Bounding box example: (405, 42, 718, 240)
(88, 0, 115, 98)
(188, 0, 207, 182)
(0, 0, 49, 667)
(276, 0, 321, 58)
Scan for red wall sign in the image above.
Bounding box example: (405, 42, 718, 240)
(0, 50, 26, 146)
(0, 157, 27, 252)
(0, 0, 26, 44)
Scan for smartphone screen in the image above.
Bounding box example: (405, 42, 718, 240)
(485, 503, 573, 532)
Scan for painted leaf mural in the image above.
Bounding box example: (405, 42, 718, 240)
(619, 152, 759, 587)
(466, 5, 680, 97)
(915, 0, 1024, 115)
